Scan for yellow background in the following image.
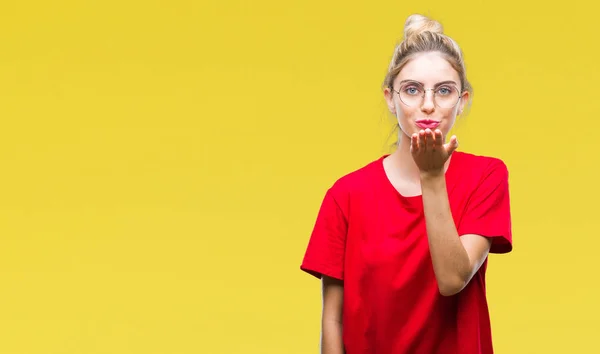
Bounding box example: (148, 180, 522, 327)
(0, 0, 597, 353)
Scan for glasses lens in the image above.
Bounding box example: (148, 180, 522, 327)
(435, 86, 460, 109)
(398, 83, 423, 107)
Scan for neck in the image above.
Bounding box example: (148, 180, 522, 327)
(387, 133, 453, 183)
(388, 133, 421, 183)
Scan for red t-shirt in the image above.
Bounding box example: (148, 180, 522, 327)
(300, 151, 512, 354)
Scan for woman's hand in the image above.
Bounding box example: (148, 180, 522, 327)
(411, 128, 458, 178)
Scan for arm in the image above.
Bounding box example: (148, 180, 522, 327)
(420, 173, 492, 296)
(321, 275, 345, 354)
(300, 187, 348, 353)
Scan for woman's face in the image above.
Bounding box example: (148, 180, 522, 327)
(384, 51, 469, 141)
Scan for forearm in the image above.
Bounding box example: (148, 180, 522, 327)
(321, 319, 344, 354)
(420, 173, 471, 296)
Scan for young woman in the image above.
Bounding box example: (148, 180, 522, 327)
(300, 14, 513, 354)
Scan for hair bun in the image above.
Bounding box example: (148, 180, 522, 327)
(403, 14, 443, 39)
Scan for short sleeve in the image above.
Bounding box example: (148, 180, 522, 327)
(457, 159, 513, 254)
(300, 188, 348, 280)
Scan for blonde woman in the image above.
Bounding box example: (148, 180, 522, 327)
(301, 14, 513, 354)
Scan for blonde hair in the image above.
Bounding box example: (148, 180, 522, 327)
(383, 14, 472, 96)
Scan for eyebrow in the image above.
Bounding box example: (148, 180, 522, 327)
(399, 80, 458, 86)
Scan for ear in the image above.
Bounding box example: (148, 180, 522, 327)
(457, 90, 470, 115)
(384, 87, 396, 115)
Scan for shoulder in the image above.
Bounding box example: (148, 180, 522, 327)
(325, 155, 386, 201)
(453, 151, 509, 183)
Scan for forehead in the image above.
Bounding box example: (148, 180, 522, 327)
(395, 51, 460, 85)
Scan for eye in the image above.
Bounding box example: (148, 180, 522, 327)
(437, 86, 452, 96)
(403, 86, 422, 95)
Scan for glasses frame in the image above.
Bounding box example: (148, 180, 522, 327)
(392, 82, 463, 109)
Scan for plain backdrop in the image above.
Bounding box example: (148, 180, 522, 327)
(0, 0, 598, 353)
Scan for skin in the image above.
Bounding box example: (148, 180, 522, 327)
(320, 51, 493, 353)
(321, 276, 344, 354)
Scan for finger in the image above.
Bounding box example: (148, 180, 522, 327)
(434, 129, 444, 148)
(411, 133, 419, 153)
(425, 129, 434, 150)
(446, 135, 459, 154)
(418, 130, 426, 151)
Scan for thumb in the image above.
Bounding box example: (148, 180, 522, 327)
(446, 135, 459, 154)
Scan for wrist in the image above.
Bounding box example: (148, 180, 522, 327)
(419, 169, 445, 181)
(419, 171, 446, 194)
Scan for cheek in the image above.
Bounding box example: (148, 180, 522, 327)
(441, 115, 457, 133)
(395, 103, 415, 120)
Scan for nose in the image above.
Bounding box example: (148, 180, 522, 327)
(420, 90, 435, 114)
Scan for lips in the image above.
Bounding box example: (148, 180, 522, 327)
(415, 119, 441, 129)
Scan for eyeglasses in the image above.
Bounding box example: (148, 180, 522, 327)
(393, 81, 462, 109)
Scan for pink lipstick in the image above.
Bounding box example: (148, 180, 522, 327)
(415, 119, 441, 129)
